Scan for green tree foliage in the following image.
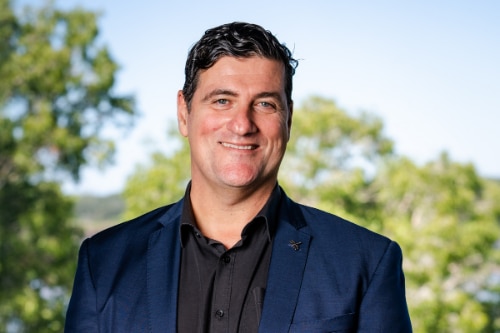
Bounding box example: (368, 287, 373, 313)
(0, 0, 135, 331)
(123, 127, 190, 220)
(122, 95, 500, 332)
(281, 96, 394, 231)
(374, 155, 500, 332)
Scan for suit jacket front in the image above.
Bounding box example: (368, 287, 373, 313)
(65, 191, 412, 332)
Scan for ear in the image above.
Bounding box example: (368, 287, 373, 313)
(177, 90, 189, 137)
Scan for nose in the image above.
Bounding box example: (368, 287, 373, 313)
(226, 106, 257, 136)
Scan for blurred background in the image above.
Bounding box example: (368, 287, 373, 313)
(1, 0, 499, 332)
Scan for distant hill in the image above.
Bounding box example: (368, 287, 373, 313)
(489, 177, 500, 184)
(73, 193, 125, 236)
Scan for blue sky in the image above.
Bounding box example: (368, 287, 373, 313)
(17, 1, 500, 195)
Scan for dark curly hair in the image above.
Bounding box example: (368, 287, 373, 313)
(182, 22, 298, 109)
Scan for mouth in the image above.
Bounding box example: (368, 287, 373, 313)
(220, 142, 258, 150)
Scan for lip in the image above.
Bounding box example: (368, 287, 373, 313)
(219, 142, 258, 150)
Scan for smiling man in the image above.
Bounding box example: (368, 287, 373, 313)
(65, 22, 412, 332)
(177, 55, 291, 249)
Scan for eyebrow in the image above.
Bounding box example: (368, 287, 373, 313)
(201, 89, 238, 103)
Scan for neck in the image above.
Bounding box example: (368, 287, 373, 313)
(189, 181, 275, 248)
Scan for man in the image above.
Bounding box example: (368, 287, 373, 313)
(65, 22, 412, 332)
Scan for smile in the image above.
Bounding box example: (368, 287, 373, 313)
(220, 142, 257, 150)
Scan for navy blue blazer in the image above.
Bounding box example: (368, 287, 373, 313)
(65, 191, 412, 332)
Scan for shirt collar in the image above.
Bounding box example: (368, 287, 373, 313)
(180, 182, 282, 247)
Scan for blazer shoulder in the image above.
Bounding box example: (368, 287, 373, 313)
(287, 199, 395, 259)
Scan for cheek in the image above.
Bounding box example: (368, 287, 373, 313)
(260, 113, 289, 135)
(277, 116, 292, 141)
(189, 114, 221, 136)
(266, 123, 290, 149)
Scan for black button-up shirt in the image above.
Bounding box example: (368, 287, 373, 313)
(177, 185, 281, 333)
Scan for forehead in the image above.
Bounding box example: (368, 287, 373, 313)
(196, 56, 286, 92)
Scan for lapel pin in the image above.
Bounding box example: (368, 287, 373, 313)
(289, 240, 302, 251)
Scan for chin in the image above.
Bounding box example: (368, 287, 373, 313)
(221, 177, 257, 188)
(219, 165, 258, 183)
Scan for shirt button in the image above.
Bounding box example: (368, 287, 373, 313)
(221, 255, 231, 264)
(215, 309, 224, 319)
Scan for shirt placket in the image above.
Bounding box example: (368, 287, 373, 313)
(210, 248, 236, 333)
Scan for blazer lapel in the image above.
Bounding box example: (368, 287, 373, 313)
(146, 200, 183, 333)
(259, 195, 311, 333)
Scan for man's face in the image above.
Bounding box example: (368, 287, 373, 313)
(177, 56, 292, 192)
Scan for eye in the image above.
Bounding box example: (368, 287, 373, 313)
(216, 99, 229, 105)
(212, 98, 231, 110)
(255, 101, 277, 113)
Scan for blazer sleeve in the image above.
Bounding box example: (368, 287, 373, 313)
(64, 239, 99, 333)
(357, 241, 412, 332)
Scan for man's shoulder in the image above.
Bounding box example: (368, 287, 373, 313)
(290, 200, 392, 246)
(288, 201, 399, 270)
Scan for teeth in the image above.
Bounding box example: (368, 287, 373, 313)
(221, 142, 255, 150)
